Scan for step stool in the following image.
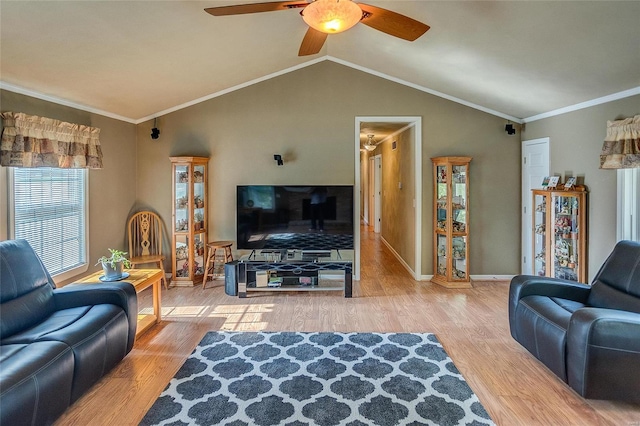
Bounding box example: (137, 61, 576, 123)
(203, 241, 234, 289)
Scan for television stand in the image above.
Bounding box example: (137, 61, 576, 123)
(236, 251, 352, 298)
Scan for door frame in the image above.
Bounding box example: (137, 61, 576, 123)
(364, 156, 374, 226)
(354, 116, 422, 281)
(521, 137, 550, 274)
(373, 154, 382, 233)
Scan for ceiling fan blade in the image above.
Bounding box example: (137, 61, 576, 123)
(358, 3, 429, 41)
(205, 1, 307, 16)
(298, 27, 328, 56)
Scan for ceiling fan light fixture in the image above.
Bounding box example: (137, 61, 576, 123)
(302, 0, 362, 34)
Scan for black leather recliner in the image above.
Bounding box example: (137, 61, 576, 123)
(0, 239, 137, 425)
(509, 240, 640, 403)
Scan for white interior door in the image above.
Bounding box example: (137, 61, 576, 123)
(522, 138, 550, 274)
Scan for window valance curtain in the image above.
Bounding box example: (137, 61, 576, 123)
(0, 111, 103, 169)
(599, 114, 640, 169)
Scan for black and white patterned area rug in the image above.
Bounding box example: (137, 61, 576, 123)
(140, 332, 494, 426)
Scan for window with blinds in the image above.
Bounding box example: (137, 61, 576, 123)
(10, 167, 88, 277)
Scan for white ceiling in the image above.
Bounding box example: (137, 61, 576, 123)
(1, 1, 639, 124)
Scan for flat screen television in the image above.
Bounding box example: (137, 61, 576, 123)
(236, 185, 354, 251)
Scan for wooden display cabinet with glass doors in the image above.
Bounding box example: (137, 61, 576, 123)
(532, 186, 587, 283)
(170, 156, 208, 286)
(431, 156, 472, 288)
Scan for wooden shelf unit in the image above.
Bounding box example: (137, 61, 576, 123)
(170, 156, 209, 286)
(532, 186, 588, 283)
(431, 156, 472, 288)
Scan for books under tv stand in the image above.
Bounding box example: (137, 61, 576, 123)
(237, 250, 353, 298)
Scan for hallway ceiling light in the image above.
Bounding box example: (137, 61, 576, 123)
(363, 134, 378, 151)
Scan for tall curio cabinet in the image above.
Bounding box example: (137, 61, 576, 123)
(431, 156, 472, 288)
(532, 187, 587, 283)
(170, 156, 208, 286)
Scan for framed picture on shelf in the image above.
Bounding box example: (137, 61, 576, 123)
(541, 176, 550, 188)
(547, 176, 560, 188)
(564, 177, 576, 189)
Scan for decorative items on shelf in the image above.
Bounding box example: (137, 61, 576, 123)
(532, 185, 587, 283)
(453, 268, 466, 279)
(171, 156, 209, 286)
(176, 244, 188, 260)
(176, 196, 188, 209)
(452, 247, 465, 259)
(176, 218, 188, 231)
(452, 221, 466, 233)
(194, 212, 204, 231)
(564, 177, 576, 189)
(438, 168, 447, 183)
(452, 195, 465, 210)
(431, 156, 472, 288)
(177, 259, 201, 278)
(195, 240, 205, 256)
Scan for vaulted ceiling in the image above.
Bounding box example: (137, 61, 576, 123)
(1, 1, 638, 124)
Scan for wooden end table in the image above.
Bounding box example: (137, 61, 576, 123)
(73, 268, 163, 338)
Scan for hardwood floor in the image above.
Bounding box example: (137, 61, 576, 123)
(55, 227, 640, 425)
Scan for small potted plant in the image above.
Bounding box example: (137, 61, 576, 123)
(194, 212, 204, 230)
(96, 248, 132, 280)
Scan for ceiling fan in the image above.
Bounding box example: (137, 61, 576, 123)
(204, 0, 430, 56)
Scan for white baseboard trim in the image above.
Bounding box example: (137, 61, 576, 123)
(376, 240, 516, 283)
(470, 275, 516, 281)
(380, 236, 418, 280)
(418, 274, 514, 281)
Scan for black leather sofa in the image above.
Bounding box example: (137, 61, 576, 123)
(509, 240, 640, 403)
(0, 239, 137, 425)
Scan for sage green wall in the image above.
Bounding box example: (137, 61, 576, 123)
(522, 94, 640, 281)
(136, 61, 521, 276)
(0, 89, 138, 280)
(380, 127, 416, 271)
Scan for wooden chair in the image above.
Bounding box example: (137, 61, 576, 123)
(127, 211, 168, 289)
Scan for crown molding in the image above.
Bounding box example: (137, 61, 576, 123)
(523, 87, 640, 123)
(134, 57, 327, 124)
(0, 81, 137, 124)
(3, 64, 638, 126)
(326, 56, 524, 124)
